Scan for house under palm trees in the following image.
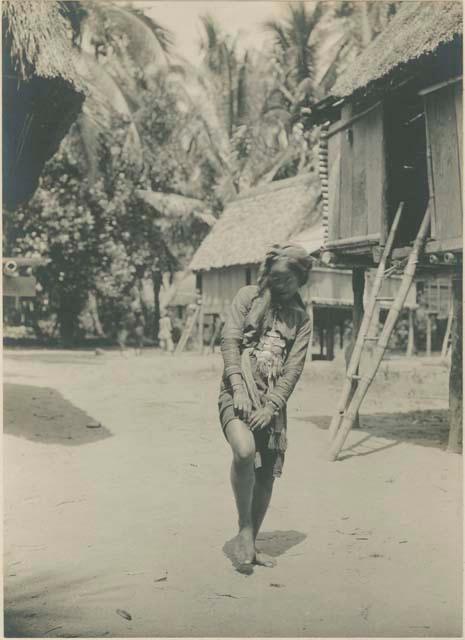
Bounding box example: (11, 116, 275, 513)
(189, 174, 416, 359)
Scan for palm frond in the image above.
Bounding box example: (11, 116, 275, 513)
(90, 4, 172, 71)
(136, 190, 215, 226)
(236, 53, 249, 124)
(263, 19, 290, 51)
(122, 5, 174, 52)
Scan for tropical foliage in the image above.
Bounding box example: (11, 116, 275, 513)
(4, 0, 400, 346)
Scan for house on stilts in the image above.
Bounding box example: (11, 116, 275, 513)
(189, 174, 416, 359)
(303, 1, 462, 458)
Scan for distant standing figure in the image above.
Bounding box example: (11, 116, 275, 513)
(117, 300, 145, 356)
(133, 309, 145, 356)
(219, 244, 313, 571)
(159, 309, 174, 353)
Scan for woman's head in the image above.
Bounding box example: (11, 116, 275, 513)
(258, 244, 313, 301)
(243, 244, 313, 344)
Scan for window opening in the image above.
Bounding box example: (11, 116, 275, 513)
(385, 91, 430, 246)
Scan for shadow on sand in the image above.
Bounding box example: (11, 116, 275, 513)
(223, 530, 307, 575)
(300, 409, 449, 459)
(4, 570, 114, 638)
(3, 383, 112, 445)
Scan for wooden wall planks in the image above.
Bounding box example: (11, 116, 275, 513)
(327, 131, 342, 242)
(351, 118, 368, 237)
(425, 85, 462, 243)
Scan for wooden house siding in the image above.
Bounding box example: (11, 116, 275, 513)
(200, 265, 416, 315)
(300, 268, 353, 307)
(326, 104, 386, 247)
(201, 266, 259, 315)
(423, 81, 463, 250)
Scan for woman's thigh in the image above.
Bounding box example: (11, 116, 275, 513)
(225, 419, 255, 460)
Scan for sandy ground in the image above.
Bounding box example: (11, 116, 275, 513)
(3, 347, 463, 638)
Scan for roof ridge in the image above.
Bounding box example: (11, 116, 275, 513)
(331, 1, 462, 99)
(232, 173, 315, 202)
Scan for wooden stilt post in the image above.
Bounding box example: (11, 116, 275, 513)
(345, 268, 365, 429)
(307, 302, 314, 362)
(326, 311, 335, 361)
(339, 320, 344, 350)
(426, 313, 432, 357)
(198, 303, 205, 353)
(319, 324, 325, 358)
(407, 308, 415, 357)
(448, 274, 462, 452)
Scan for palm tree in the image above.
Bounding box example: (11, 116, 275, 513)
(180, 15, 312, 199)
(317, 2, 400, 93)
(74, 1, 175, 181)
(264, 2, 324, 106)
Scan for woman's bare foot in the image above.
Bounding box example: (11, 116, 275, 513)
(234, 528, 255, 567)
(253, 549, 277, 568)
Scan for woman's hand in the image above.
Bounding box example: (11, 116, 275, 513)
(233, 385, 252, 422)
(249, 405, 275, 431)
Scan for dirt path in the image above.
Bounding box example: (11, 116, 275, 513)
(3, 348, 462, 637)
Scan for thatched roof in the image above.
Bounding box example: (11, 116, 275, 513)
(2, 1, 86, 209)
(332, 1, 462, 98)
(189, 174, 321, 272)
(166, 273, 197, 308)
(2, 0, 82, 86)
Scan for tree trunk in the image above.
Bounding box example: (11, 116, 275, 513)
(346, 268, 365, 428)
(359, 3, 373, 47)
(58, 305, 79, 347)
(57, 290, 85, 347)
(448, 274, 462, 453)
(31, 301, 45, 341)
(426, 313, 432, 357)
(152, 269, 162, 344)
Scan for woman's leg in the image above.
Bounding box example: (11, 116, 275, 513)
(252, 467, 274, 538)
(252, 466, 276, 567)
(225, 419, 256, 565)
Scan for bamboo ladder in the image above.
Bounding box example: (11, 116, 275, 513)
(441, 304, 454, 360)
(175, 305, 200, 354)
(328, 204, 432, 461)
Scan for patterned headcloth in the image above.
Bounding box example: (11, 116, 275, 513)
(263, 243, 314, 286)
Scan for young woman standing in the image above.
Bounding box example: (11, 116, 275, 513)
(219, 244, 313, 570)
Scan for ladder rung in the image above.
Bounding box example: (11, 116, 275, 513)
(350, 374, 361, 380)
(364, 336, 379, 341)
(376, 296, 395, 301)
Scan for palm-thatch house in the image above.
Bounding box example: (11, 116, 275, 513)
(189, 174, 416, 359)
(3, 1, 85, 212)
(305, 1, 462, 451)
(2, 1, 85, 301)
(165, 273, 198, 320)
